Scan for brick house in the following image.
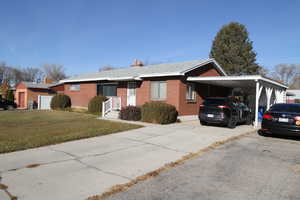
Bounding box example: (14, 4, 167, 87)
(60, 59, 230, 115)
(15, 79, 62, 109)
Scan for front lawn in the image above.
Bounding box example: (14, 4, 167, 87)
(0, 110, 142, 153)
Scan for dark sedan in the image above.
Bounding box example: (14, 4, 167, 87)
(261, 103, 300, 136)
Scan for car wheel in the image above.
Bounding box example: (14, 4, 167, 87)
(258, 129, 269, 137)
(7, 105, 14, 110)
(200, 120, 208, 126)
(227, 117, 237, 129)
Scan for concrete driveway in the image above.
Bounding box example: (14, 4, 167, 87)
(107, 134, 300, 200)
(0, 120, 254, 200)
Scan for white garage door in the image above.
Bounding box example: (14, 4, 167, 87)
(38, 95, 53, 110)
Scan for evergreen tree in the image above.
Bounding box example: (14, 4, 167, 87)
(210, 22, 259, 75)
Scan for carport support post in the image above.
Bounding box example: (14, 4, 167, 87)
(266, 87, 273, 110)
(254, 80, 259, 127)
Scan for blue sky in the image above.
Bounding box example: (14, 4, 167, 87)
(0, 0, 299, 76)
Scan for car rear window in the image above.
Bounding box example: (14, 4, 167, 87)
(204, 99, 226, 105)
(269, 104, 300, 113)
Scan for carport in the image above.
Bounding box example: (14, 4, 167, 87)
(187, 75, 288, 127)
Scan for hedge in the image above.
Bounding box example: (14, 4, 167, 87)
(119, 106, 141, 121)
(88, 95, 107, 114)
(141, 102, 178, 124)
(50, 94, 71, 110)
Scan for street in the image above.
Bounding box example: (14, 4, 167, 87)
(108, 133, 300, 200)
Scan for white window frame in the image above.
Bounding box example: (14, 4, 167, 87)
(186, 83, 196, 101)
(150, 81, 167, 100)
(70, 84, 80, 91)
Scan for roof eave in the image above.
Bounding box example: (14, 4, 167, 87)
(59, 76, 139, 83)
(139, 72, 183, 78)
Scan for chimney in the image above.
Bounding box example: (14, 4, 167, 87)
(43, 77, 53, 84)
(130, 59, 144, 67)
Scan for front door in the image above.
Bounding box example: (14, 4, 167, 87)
(127, 82, 136, 106)
(19, 92, 25, 108)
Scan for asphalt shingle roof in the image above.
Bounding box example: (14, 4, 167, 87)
(23, 82, 56, 89)
(61, 59, 223, 83)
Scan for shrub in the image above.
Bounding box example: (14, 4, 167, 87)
(6, 90, 14, 102)
(119, 106, 141, 121)
(50, 94, 71, 110)
(88, 95, 107, 114)
(141, 102, 178, 124)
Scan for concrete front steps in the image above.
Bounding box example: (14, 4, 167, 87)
(102, 110, 120, 119)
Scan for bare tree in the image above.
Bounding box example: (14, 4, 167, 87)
(41, 64, 67, 82)
(99, 65, 115, 72)
(21, 67, 44, 82)
(270, 64, 300, 86)
(257, 66, 269, 76)
(0, 62, 10, 84)
(0, 62, 23, 86)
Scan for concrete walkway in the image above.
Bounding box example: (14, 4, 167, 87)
(0, 120, 255, 200)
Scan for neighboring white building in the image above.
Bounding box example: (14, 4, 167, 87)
(286, 89, 300, 103)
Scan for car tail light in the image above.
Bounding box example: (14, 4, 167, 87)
(294, 116, 300, 121)
(218, 105, 229, 109)
(263, 114, 273, 119)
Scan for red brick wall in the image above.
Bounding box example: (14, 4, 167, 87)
(64, 82, 97, 108)
(136, 80, 150, 106)
(186, 63, 222, 77)
(51, 84, 64, 93)
(177, 64, 228, 115)
(134, 77, 181, 111)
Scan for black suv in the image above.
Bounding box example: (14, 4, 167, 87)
(199, 97, 252, 128)
(0, 98, 17, 110)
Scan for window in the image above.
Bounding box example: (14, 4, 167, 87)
(151, 81, 167, 100)
(186, 83, 196, 101)
(97, 83, 117, 96)
(70, 84, 80, 91)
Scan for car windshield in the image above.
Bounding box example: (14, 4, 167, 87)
(204, 98, 226, 105)
(269, 104, 300, 113)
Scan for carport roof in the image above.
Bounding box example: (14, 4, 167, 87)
(187, 75, 288, 89)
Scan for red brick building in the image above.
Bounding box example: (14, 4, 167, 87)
(60, 59, 230, 115)
(15, 80, 62, 109)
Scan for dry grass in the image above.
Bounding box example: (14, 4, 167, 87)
(87, 130, 255, 200)
(0, 110, 142, 153)
(0, 183, 8, 190)
(25, 164, 41, 168)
